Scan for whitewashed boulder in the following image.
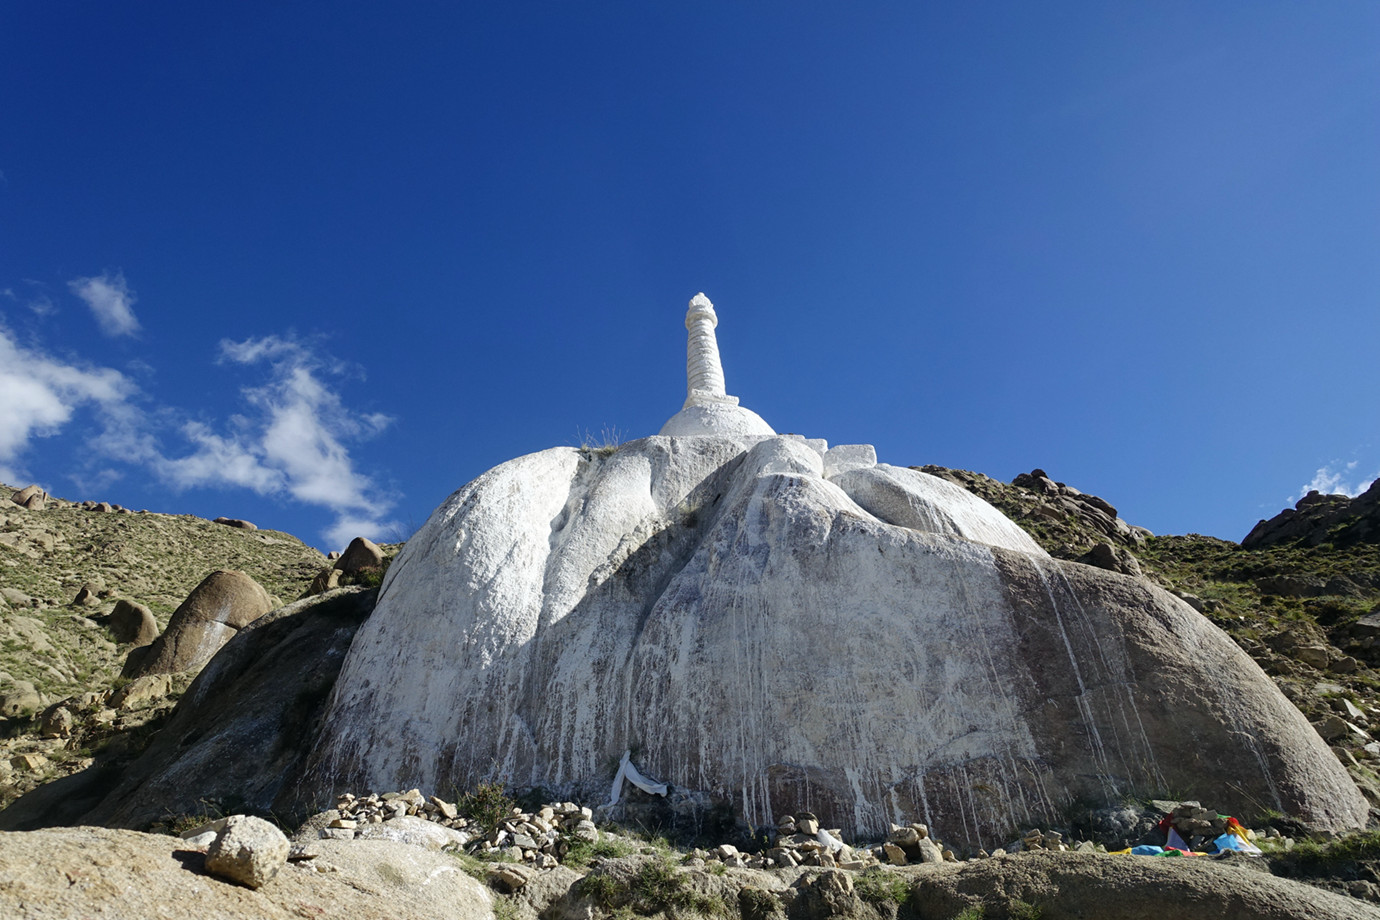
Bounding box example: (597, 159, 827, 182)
(300, 432, 1367, 847)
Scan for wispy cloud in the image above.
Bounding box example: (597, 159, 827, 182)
(0, 323, 137, 484)
(158, 334, 396, 547)
(1301, 460, 1379, 499)
(69, 271, 140, 337)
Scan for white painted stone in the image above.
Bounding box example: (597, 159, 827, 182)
(822, 444, 877, 478)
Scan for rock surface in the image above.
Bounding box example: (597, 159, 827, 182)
(295, 433, 1367, 847)
(910, 850, 1380, 920)
(0, 825, 492, 920)
(122, 569, 274, 677)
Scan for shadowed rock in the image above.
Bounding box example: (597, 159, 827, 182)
(108, 598, 159, 645)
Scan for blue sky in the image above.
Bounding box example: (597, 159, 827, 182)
(1, 3, 1376, 550)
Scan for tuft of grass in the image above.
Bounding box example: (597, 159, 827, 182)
(562, 835, 637, 869)
(457, 780, 516, 837)
(954, 908, 986, 920)
(580, 856, 728, 917)
(1008, 900, 1043, 920)
(577, 426, 624, 459)
(854, 868, 910, 905)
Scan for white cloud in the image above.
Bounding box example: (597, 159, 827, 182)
(69, 271, 140, 337)
(0, 324, 137, 484)
(1301, 460, 1379, 499)
(158, 335, 397, 547)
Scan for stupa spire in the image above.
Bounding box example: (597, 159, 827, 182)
(659, 292, 775, 437)
(683, 293, 737, 408)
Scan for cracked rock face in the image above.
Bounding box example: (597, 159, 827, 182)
(300, 434, 1367, 848)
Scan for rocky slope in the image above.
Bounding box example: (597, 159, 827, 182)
(0, 481, 329, 809)
(922, 466, 1380, 814)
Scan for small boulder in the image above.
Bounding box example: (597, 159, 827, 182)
(108, 674, 173, 710)
(9, 752, 48, 772)
(0, 680, 42, 717)
(108, 599, 159, 645)
(204, 814, 289, 889)
(213, 517, 258, 531)
(336, 537, 385, 573)
(39, 702, 75, 737)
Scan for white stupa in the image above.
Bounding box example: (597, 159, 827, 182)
(296, 290, 1368, 847)
(658, 293, 775, 438)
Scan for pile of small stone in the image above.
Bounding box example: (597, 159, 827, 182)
(985, 828, 1099, 856)
(694, 812, 885, 871)
(877, 822, 957, 865)
(322, 790, 600, 868)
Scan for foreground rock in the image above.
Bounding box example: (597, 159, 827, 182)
(122, 569, 274, 677)
(204, 814, 290, 888)
(910, 850, 1380, 920)
(0, 825, 492, 920)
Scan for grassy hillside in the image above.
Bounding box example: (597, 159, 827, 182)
(0, 483, 329, 806)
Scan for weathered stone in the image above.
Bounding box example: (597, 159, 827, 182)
(0, 680, 41, 717)
(336, 536, 385, 573)
(882, 843, 908, 865)
(39, 702, 74, 737)
(108, 673, 173, 709)
(913, 849, 1380, 920)
(1296, 646, 1332, 669)
(205, 814, 289, 889)
(796, 816, 820, 835)
(214, 517, 258, 531)
(9, 752, 48, 771)
(356, 815, 469, 850)
(1315, 714, 1349, 741)
(888, 826, 920, 846)
(122, 570, 274, 677)
(490, 864, 533, 893)
(10, 485, 45, 506)
(297, 429, 1370, 847)
(108, 598, 159, 645)
(917, 837, 944, 864)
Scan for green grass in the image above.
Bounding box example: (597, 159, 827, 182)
(853, 868, 910, 905)
(457, 780, 516, 836)
(562, 835, 637, 869)
(579, 856, 729, 918)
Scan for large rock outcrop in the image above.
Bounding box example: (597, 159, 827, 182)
(295, 433, 1367, 848)
(1244, 478, 1380, 548)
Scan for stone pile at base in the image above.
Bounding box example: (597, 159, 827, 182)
(318, 790, 600, 867)
(305, 788, 1304, 875)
